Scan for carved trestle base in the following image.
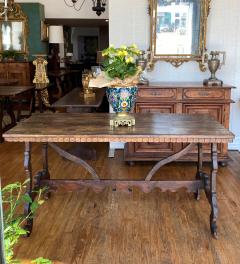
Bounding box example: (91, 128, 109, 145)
(40, 179, 204, 194)
(24, 142, 219, 238)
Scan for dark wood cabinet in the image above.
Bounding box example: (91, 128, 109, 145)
(124, 82, 234, 164)
(0, 62, 32, 85)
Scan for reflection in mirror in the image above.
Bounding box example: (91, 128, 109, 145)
(1, 22, 24, 51)
(156, 0, 201, 55)
(149, 0, 211, 70)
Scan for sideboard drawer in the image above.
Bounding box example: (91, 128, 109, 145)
(183, 88, 225, 100)
(138, 88, 176, 99)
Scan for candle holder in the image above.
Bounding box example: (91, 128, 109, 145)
(82, 73, 95, 98)
(137, 51, 149, 85)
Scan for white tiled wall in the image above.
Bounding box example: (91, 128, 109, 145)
(109, 0, 240, 150)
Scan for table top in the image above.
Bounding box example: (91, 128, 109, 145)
(52, 88, 105, 108)
(0, 86, 34, 97)
(139, 82, 234, 89)
(48, 69, 70, 77)
(3, 113, 234, 143)
(0, 79, 19, 86)
(48, 69, 81, 77)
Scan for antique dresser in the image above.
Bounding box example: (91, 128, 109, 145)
(0, 62, 32, 85)
(124, 82, 234, 165)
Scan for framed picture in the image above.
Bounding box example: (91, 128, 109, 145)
(41, 20, 49, 41)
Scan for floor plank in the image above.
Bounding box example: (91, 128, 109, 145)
(0, 142, 240, 264)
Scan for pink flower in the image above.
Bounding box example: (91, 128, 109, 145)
(121, 90, 130, 99)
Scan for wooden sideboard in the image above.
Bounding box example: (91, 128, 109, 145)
(0, 62, 32, 85)
(124, 82, 234, 165)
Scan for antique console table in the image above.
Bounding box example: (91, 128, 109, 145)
(125, 82, 234, 165)
(52, 87, 106, 112)
(3, 113, 234, 238)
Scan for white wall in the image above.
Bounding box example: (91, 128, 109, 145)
(17, 0, 109, 19)
(109, 0, 240, 150)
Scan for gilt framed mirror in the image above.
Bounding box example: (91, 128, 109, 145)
(149, 0, 211, 71)
(0, 1, 29, 58)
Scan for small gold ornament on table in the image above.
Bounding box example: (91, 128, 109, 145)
(32, 54, 50, 107)
(109, 111, 135, 127)
(32, 54, 49, 85)
(82, 71, 95, 98)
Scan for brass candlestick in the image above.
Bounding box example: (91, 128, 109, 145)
(203, 51, 226, 86)
(137, 51, 149, 85)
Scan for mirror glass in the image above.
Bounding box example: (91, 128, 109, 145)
(1, 21, 24, 51)
(156, 0, 201, 56)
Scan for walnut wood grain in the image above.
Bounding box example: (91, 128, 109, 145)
(3, 113, 234, 143)
(0, 86, 34, 97)
(0, 85, 34, 142)
(0, 62, 32, 86)
(41, 179, 204, 194)
(139, 82, 234, 89)
(0, 78, 18, 86)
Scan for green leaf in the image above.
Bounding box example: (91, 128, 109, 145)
(21, 194, 32, 203)
(31, 257, 52, 264)
(2, 181, 45, 264)
(30, 201, 40, 212)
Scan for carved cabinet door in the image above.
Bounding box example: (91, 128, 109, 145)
(130, 103, 181, 158)
(7, 63, 31, 85)
(183, 103, 225, 154)
(0, 63, 8, 79)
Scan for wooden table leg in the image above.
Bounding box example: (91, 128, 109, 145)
(23, 142, 34, 236)
(5, 98, 16, 126)
(55, 77, 63, 99)
(210, 143, 218, 239)
(34, 143, 52, 200)
(195, 143, 203, 200)
(36, 90, 44, 113)
(41, 143, 51, 199)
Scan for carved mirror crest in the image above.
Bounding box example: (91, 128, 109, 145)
(149, 0, 211, 71)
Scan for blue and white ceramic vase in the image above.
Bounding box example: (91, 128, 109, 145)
(106, 86, 138, 127)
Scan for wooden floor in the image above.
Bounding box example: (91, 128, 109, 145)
(1, 142, 240, 264)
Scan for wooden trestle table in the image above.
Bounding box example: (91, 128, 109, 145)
(3, 113, 234, 239)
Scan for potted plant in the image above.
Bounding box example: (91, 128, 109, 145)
(1, 181, 51, 264)
(1, 50, 18, 62)
(90, 44, 141, 127)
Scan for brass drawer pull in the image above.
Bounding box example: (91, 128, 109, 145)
(198, 91, 211, 96)
(151, 91, 161, 96)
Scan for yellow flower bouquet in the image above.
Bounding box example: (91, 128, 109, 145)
(89, 44, 141, 88)
(89, 44, 142, 127)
